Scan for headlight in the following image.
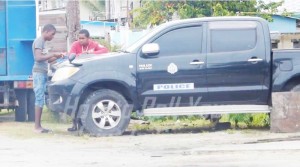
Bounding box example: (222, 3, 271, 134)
(51, 67, 80, 82)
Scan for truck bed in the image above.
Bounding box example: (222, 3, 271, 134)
(272, 49, 300, 92)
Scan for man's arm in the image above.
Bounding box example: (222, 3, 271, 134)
(69, 42, 78, 55)
(34, 49, 62, 62)
(48, 56, 59, 64)
(92, 44, 109, 54)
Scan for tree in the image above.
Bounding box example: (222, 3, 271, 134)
(66, 0, 81, 45)
(132, 0, 284, 29)
(212, 3, 234, 16)
(132, 1, 174, 29)
(81, 0, 105, 20)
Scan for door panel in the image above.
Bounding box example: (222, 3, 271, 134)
(0, 1, 6, 75)
(6, 0, 36, 76)
(137, 25, 208, 108)
(206, 21, 268, 104)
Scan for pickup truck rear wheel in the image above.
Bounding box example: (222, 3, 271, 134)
(80, 89, 131, 136)
(290, 84, 300, 92)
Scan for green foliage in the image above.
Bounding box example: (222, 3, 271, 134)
(132, 1, 176, 29)
(281, 9, 294, 17)
(81, 0, 104, 10)
(0, 109, 12, 116)
(136, 113, 269, 129)
(42, 107, 64, 123)
(132, 0, 284, 28)
(213, 3, 234, 16)
(142, 115, 205, 122)
(228, 113, 270, 128)
(93, 38, 121, 52)
(251, 113, 270, 127)
(177, 3, 205, 19)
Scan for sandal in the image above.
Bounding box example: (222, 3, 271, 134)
(35, 128, 51, 133)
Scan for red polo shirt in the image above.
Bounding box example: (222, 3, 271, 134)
(70, 40, 109, 56)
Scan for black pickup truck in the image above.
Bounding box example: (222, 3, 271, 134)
(47, 17, 300, 136)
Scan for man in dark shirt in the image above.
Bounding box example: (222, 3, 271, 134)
(32, 24, 62, 133)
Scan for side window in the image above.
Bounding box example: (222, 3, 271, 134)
(152, 26, 202, 57)
(209, 21, 257, 53)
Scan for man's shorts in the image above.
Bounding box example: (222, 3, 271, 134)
(33, 72, 47, 108)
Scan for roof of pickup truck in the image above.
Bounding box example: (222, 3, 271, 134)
(163, 16, 268, 27)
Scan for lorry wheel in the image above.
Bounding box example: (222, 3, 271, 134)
(15, 90, 27, 122)
(80, 89, 132, 136)
(27, 90, 35, 122)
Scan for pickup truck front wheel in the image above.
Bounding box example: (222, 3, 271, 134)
(80, 89, 131, 136)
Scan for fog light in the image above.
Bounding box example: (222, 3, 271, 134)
(53, 96, 63, 104)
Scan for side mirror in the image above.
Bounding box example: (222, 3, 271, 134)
(68, 53, 82, 67)
(68, 53, 76, 63)
(142, 43, 160, 56)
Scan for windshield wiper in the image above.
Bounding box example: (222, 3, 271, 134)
(118, 49, 130, 53)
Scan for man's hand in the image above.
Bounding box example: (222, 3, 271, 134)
(53, 52, 64, 58)
(48, 57, 57, 64)
(82, 49, 94, 54)
(48, 53, 64, 64)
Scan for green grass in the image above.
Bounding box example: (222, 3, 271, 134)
(130, 114, 270, 132)
(0, 109, 14, 116)
(42, 107, 73, 124)
(222, 113, 270, 128)
(0, 109, 270, 139)
(129, 116, 213, 134)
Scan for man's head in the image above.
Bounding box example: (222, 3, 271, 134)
(78, 29, 90, 46)
(42, 24, 56, 41)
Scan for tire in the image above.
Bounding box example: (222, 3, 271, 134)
(79, 89, 132, 136)
(15, 90, 27, 122)
(290, 84, 300, 92)
(27, 90, 35, 122)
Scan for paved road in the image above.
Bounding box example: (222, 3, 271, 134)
(1, 130, 300, 167)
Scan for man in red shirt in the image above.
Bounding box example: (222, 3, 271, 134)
(69, 29, 109, 56)
(68, 29, 109, 132)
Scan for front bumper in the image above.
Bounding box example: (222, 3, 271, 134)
(47, 79, 84, 116)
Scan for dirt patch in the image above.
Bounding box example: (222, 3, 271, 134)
(1, 128, 300, 167)
(1, 113, 300, 167)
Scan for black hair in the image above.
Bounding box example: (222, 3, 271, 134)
(79, 29, 90, 38)
(42, 24, 56, 32)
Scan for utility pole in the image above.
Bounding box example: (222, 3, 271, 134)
(106, 0, 111, 20)
(66, 0, 80, 48)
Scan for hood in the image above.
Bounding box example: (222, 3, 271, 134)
(77, 51, 135, 75)
(51, 52, 127, 70)
(73, 52, 121, 64)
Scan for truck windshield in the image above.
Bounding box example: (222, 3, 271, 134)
(124, 23, 167, 53)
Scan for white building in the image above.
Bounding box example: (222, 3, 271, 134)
(39, 0, 66, 11)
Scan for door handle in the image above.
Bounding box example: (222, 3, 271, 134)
(190, 61, 205, 65)
(248, 58, 263, 62)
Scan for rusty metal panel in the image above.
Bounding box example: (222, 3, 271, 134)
(271, 92, 300, 133)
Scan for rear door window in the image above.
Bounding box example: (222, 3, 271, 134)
(209, 21, 257, 53)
